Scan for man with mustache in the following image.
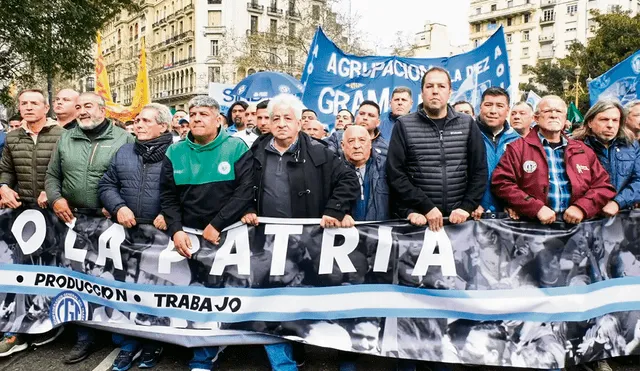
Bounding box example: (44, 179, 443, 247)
(387, 67, 488, 231)
(573, 99, 640, 217)
(225, 100, 248, 134)
(45, 92, 134, 364)
(492, 95, 616, 224)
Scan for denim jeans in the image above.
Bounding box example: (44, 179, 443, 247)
(189, 346, 221, 370)
(264, 343, 297, 371)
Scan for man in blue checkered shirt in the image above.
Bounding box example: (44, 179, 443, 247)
(492, 95, 616, 224)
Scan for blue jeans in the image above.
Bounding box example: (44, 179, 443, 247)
(112, 333, 140, 352)
(189, 346, 221, 370)
(264, 343, 297, 371)
(76, 326, 95, 343)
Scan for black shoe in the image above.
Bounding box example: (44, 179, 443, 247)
(31, 327, 64, 347)
(63, 341, 94, 364)
(138, 345, 163, 368)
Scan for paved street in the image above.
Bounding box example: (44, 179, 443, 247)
(1, 328, 639, 370)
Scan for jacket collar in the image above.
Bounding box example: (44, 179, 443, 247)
(526, 126, 584, 154)
(254, 132, 327, 167)
(20, 118, 58, 135)
(185, 126, 228, 152)
(416, 104, 459, 126)
(69, 118, 114, 141)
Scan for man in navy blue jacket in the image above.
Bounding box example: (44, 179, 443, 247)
(98, 103, 173, 371)
(573, 99, 640, 216)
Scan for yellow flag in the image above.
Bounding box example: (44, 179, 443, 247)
(95, 34, 150, 122)
(94, 33, 113, 102)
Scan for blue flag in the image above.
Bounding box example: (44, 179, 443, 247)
(588, 50, 640, 106)
(301, 27, 512, 128)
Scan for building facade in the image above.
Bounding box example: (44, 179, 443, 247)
(101, 0, 326, 110)
(403, 22, 468, 58)
(469, 0, 639, 98)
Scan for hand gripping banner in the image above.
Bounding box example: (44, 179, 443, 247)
(1, 208, 640, 368)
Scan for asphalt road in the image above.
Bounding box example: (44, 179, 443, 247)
(0, 328, 638, 370)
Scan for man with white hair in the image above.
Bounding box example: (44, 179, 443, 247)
(625, 100, 640, 140)
(98, 103, 171, 370)
(242, 93, 359, 370)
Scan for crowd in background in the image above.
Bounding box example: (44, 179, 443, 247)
(0, 65, 638, 371)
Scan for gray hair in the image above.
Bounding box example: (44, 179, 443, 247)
(79, 92, 106, 108)
(142, 103, 172, 125)
(624, 99, 640, 115)
(267, 93, 304, 120)
(573, 99, 634, 144)
(188, 96, 220, 112)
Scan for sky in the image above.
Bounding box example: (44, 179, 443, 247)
(333, 0, 471, 54)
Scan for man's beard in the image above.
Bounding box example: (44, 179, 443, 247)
(79, 118, 103, 130)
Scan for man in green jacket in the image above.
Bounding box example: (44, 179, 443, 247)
(45, 92, 133, 364)
(160, 96, 254, 371)
(0, 89, 64, 357)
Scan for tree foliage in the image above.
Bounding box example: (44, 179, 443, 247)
(230, 0, 370, 78)
(528, 9, 640, 111)
(0, 0, 138, 105)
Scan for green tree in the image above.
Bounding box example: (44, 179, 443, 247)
(0, 0, 138, 107)
(528, 9, 640, 112)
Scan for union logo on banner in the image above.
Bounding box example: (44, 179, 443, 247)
(50, 291, 88, 326)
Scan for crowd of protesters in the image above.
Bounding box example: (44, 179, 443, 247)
(0, 65, 638, 371)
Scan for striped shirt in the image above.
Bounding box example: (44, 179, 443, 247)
(538, 132, 571, 213)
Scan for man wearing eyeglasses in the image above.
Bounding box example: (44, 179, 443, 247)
(492, 95, 615, 224)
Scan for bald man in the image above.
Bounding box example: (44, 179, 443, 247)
(54, 88, 80, 129)
(303, 119, 325, 140)
(341, 125, 389, 221)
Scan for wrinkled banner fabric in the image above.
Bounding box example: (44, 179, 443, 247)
(300, 27, 511, 128)
(1, 208, 640, 368)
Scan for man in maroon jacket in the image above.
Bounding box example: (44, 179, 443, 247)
(492, 95, 616, 224)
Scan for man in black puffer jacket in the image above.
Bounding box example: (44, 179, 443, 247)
(387, 67, 487, 232)
(98, 103, 172, 371)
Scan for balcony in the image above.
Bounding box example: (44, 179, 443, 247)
(208, 0, 222, 3)
(540, 15, 555, 24)
(469, 2, 536, 23)
(166, 13, 175, 21)
(204, 26, 227, 35)
(539, 34, 554, 42)
(183, 3, 194, 13)
(538, 51, 554, 59)
(286, 9, 301, 19)
(247, 2, 264, 13)
(540, 0, 556, 7)
(152, 18, 166, 28)
(267, 6, 283, 16)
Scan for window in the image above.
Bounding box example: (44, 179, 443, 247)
(179, 21, 183, 33)
(475, 7, 481, 14)
(208, 10, 221, 26)
(289, 22, 296, 38)
(567, 4, 578, 14)
(474, 39, 479, 47)
(524, 13, 530, 23)
(188, 45, 192, 58)
(210, 40, 219, 56)
(490, 4, 497, 11)
(269, 47, 278, 64)
(270, 19, 278, 34)
(271, 0, 277, 7)
(507, 17, 512, 26)
(543, 9, 554, 21)
(288, 49, 295, 66)
(250, 15, 258, 32)
(522, 64, 530, 72)
(522, 47, 529, 56)
(250, 44, 257, 57)
(507, 0, 513, 7)
(475, 24, 481, 32)
(488, 21, 497, 31)
(522, 30, 530, 41)
(312, 4, 320, 20)
(288, 0, 295, 12)
(208, 66, 221, 82)
(170, 51, 175, 64)
(506, 33, 512, 43)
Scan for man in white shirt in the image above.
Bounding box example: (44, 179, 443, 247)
(233, 103, 259, 147)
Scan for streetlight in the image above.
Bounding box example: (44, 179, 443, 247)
(562, 64, 584, 107)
